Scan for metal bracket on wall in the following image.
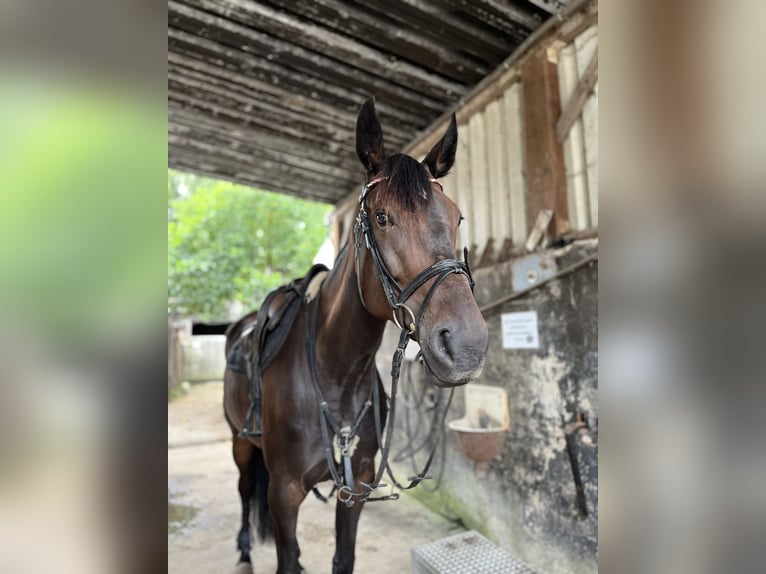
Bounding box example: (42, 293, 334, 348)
(510, 252, 558, 293)
(479, 252, 597, 315)
(564, 412, 591, 520)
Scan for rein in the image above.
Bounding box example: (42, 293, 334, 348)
(306, 176, 475, 507)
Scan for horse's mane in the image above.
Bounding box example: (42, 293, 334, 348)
(378, 154, 432, 210)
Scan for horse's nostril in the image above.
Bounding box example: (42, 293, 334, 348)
(439, 328, 454, 362)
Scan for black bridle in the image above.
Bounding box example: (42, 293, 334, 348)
(353, 176, 474, 337)
(304, 176, 475, 507)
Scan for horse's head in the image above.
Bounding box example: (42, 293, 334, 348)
(353, 98, 488, 387)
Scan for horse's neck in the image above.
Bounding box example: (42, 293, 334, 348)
(315, 243, 386, 378)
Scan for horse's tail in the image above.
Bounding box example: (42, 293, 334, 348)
(250, 446, 273, 541)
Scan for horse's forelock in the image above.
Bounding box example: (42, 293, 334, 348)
(377, 154, 432, 210)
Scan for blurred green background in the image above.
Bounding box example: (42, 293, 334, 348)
(168, 170, 332, 321)
(0, 79, 166, 345)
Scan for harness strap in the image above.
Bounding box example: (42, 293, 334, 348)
(304, 290, 380, 506)
(306, 176, 477, 507)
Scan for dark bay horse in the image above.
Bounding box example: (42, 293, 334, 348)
(223, 98, 488, 573)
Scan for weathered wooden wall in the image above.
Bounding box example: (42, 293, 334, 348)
(395, 4, 598, 267)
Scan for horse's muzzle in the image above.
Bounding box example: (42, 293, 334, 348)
(421, 319, 488, 387)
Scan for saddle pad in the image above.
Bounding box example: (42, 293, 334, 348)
(226, 336, 248, 374)
(225, 264, 329, 376)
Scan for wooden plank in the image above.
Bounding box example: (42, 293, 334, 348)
(168, 6, 454, 115)
(177, 0, 467, 101)
(557, 43, 590, 231)
(168, 30, 441, 123)
(168, 94, 357, 154)
(440, 0, 541, 38)
(402, 0, 595, 160)
(264, 0, 489, 83)
(468, 112, 490, 257)
(574, 26, 599, 228)
(454, 121, 474, 253)
(556, 49, 598, 142)
(503, 83, 527, 245)
(167, 82, 379, 153)
(167, 84, 407, 153)
(353, 0, 517, 62)
(168, 105, 361, 173)
(521, 46, 568, 237)
(406, 67, 521, 159)
(556, 1, 599, 43)
(168, 148, 341, 202)
(167, 154, 347, 203)
(484, 99, 510, 245)
(436, 169, 458, 255)
(167, 122, 352, 180)
(168, 71, 349, 135)
(167, 136, 346, 190)
(168, 159, 335, 202)
(168, 66, 413, 148)
(168, 51, 356, 125)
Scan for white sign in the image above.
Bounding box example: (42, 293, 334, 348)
(501, 311, 539, 349)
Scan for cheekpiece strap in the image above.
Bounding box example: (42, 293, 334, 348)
(358, 176, 388, 206)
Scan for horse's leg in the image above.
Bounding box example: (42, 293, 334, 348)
(332, 465, 374, 574)
(233, 435, 255, 564)
(269, 477, 307, 574)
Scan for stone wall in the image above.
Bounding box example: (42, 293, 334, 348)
(378, 239, 598, 573)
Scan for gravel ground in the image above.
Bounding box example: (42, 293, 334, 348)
(168, 381, 464, 574)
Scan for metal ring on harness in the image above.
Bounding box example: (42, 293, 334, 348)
(337, 485, 356, 507)
(392, 302, 417, 334)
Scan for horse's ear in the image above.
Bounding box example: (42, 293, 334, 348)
(356, 97, 385, 173)
(423, 113, 458, 178)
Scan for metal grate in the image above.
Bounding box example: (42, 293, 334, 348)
(411, 530, 539, 574)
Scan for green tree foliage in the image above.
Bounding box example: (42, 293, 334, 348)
(168, 170, 332, 320)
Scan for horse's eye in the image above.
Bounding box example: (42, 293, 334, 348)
(458, 215, 465, 227)
(375, 210, 387, 226)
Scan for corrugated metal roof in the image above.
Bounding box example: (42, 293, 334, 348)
(168, 0, 566, 203)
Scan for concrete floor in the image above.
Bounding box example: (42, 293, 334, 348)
(168, 382, 464, 574)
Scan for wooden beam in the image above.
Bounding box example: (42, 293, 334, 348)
(556, 50, 598, 143)
(168, 104, 361, 172)
(168, 92, 356, 151)
(167, 20, 450, 116)
(440, 0, 541, 37)
(261, 0, 489, 83)
(168, 30, 442, 123)
(406, 68, 521, 159)
(168, 146, 344, 202)
(172, 0, 467, 101)
(403, 0, 595, 159)
(168, 52, 356, 125)
(521, 46, 569, 237)
(556, 2, 598, 43)
(168, 65, 416, 145)
(167, 135, 355, 191)
(371, 0, 521, 61)
(168, 122, 352, 180)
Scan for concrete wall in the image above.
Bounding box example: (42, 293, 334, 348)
(182, 334, 227, 383)
(378, 239, 598, 574)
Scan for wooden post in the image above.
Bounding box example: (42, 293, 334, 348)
(168, 318, 192, 395)
(521, 47, 569, 238)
